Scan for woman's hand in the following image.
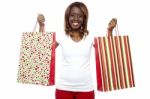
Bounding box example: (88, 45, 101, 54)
(107, 18, 117, 36)
(37, 14, 45, 32)
(37, 14, 45, 26)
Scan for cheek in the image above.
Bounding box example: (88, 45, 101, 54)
(80, 18, 84, 24)
(68, 17, 73, 25)
(78, 17, 84, 24)
(79, 19, 84, 27)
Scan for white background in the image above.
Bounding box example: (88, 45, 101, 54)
(0, 0, 150, 99)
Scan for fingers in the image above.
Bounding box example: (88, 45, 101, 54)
(108, 18, 117, 31)
(37, 14, 45, 23)
(37, 14, 45, 26)
(112, 18, 117, 23)
(109, 18, 117, 26)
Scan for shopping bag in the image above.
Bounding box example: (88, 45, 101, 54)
(94, 26, 135, 91)
(17, 21, 56, 86)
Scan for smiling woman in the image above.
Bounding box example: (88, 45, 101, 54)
(37, 1, 117, 99)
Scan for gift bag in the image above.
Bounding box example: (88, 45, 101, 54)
(17, 21, 56, 86)
(94, 25, 135, 91)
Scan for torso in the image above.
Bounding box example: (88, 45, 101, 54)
(56, 33, 94, 92)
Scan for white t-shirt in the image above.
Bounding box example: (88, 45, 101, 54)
(56, 32, 94, 92)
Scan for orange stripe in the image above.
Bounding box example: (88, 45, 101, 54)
(125, 36, 135, 87)
(108, 36, 118, 90)
(101, 37, 109, 91)
(112, 37, 121, 89)
(121, 36, 130, 88)
(115, 36, 125, 89)
(98, 37, 106, 91)
(103, 37, 111, 91)
(123, 36, 131, 87)
(119, 36, 127, 88)
(98, 37, 106, 90)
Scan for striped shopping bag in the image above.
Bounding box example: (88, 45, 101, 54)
(94, 27, 135, 91)
(17, 21, 56, 86)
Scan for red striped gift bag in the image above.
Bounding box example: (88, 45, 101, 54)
(17, 21, 56, 86)
(94, 27, 135, 91)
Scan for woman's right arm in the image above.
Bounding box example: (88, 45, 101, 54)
(37, 14, 59, 48)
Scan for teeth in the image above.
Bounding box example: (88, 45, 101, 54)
(73, 23, 78, 25)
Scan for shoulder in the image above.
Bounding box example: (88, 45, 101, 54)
(85, 33, 94, 42)
(56, 31, 68, 44)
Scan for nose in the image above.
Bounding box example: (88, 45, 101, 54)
(74, 15, 79, 21)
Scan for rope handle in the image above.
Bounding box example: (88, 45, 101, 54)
(106, 23, 120, 36)
(115, 23, 120, 36)
(33, 19, 38, 33)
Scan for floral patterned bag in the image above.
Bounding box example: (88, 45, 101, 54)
(17, 21, 56, 86)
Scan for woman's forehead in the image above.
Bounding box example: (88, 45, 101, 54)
(70, 6, 83, 14)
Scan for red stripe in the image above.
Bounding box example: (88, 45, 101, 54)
(112, 37, 121, 89)
(124, 36, 132, 87)
(119, 36, 127, 88)
(125, 36, 135, 87)
(108, 36, 118, 90)
(103, 37, 111, 91)
(94, 37, 103, 91)
(49, 32, 56, 85)
(98, 37, 106, 90)
(114, 36, 124, 89)
(100, 37, 108, 91)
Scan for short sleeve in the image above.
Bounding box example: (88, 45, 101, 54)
(88, 33, 95, 46)
(56, 31, 66, 45)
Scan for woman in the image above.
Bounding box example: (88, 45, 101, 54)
(37, 2, 117, 99)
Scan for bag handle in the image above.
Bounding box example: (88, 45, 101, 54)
(106, 23, 120, 36)
(33, 19, 38, 33)
(115, 24, 120, 36)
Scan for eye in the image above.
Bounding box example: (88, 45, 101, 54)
(69, 13, 83, 20)
(78, 15, 83, 18)
(70, 14, 75, 17)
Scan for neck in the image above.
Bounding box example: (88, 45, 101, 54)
(70, 32, 81, 37)
(70, 32, 82, 42)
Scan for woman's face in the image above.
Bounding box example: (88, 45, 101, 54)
(69, 6, 84, 31)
